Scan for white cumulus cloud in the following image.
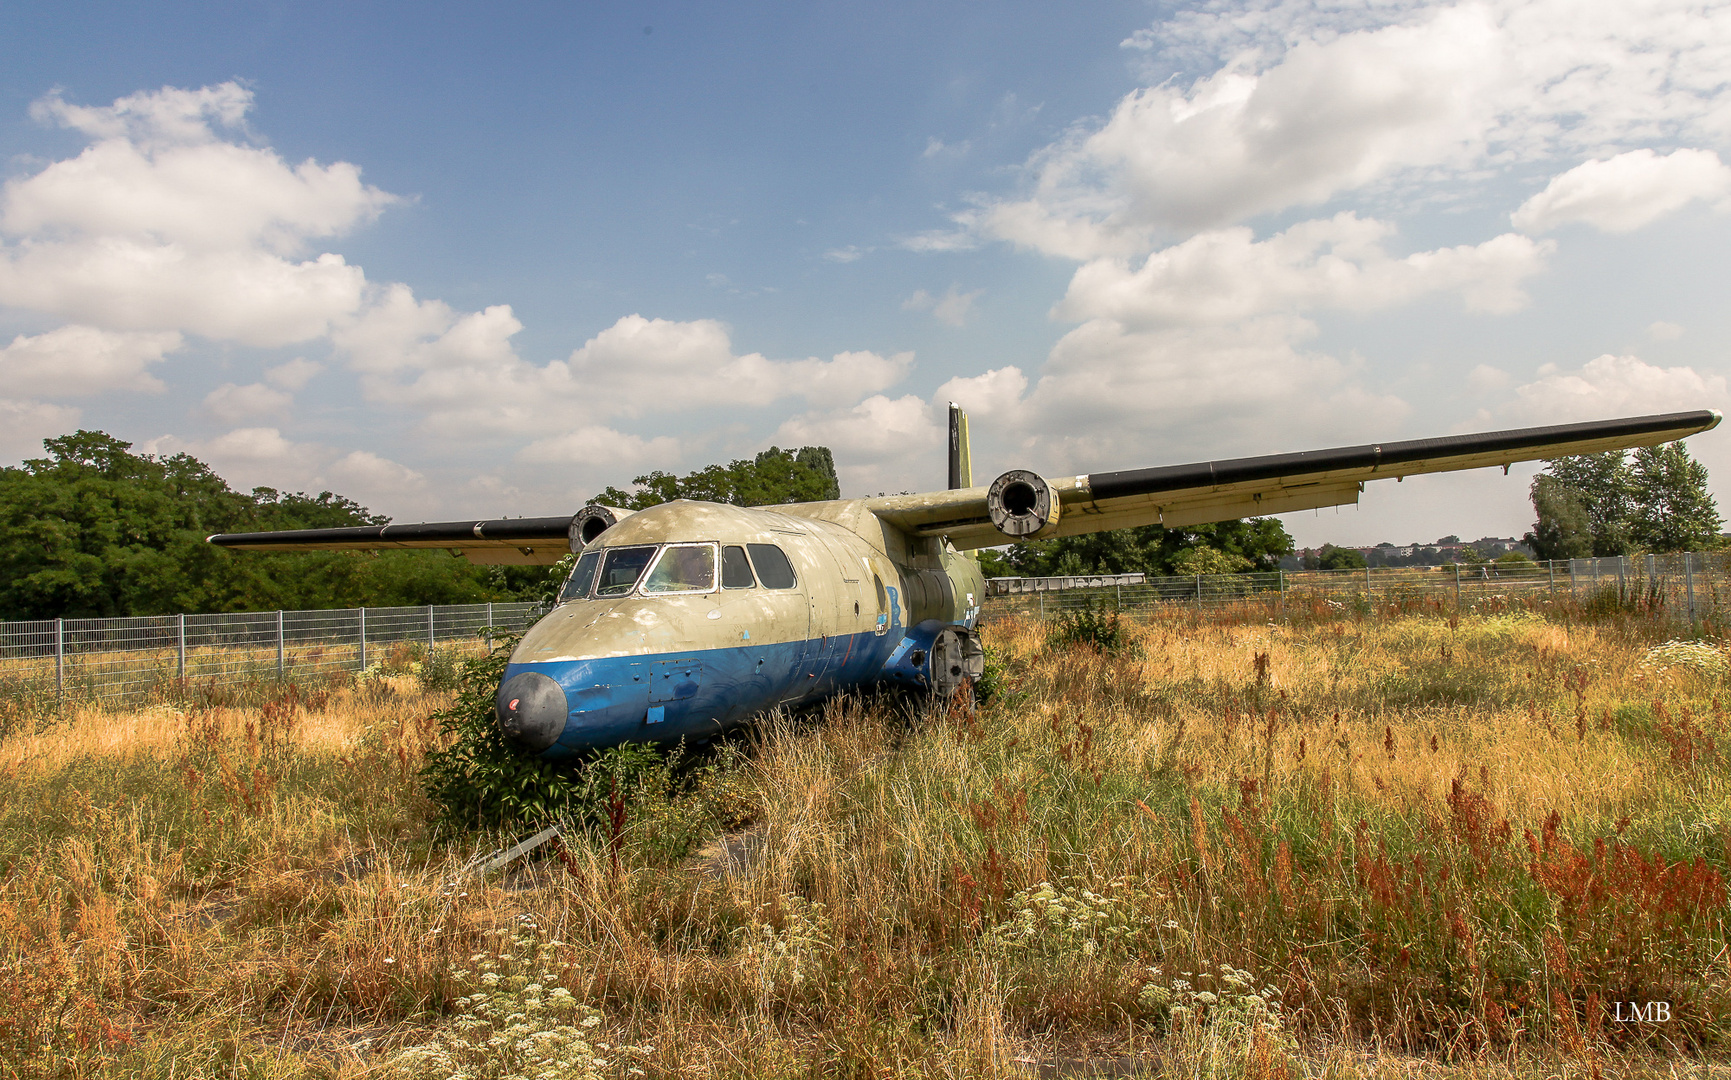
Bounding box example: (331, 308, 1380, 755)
(325, 449, 426, 492)
(1495, 353, 1731, 494)
(265, 357, 323, 390)
(967, 1, 1731, 259)
(200, 357, 323, 424)
(776, 394, 945, 494)
(1504, 354, 1730, 424)
(0, 82, 395, 347)
(515, 428, 683, 467)
(903, 285, 984, 327)
(1512, 149, 1731, 233)
(0, 325, 181, 396)
(202, 382, 293, 423)
(0, 398, 82, 462)
(345, 301, 914, 434)
(1055, 214, 1549, 327)
(142, 426, 426, 508)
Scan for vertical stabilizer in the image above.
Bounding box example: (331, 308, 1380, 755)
(947, 402, 972, 490)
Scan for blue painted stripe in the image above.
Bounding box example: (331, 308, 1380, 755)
(503, 621, 953, 757)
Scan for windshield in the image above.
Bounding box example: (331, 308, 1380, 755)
(642, 543, 717, 594)
(558, 549, 602, 603)
(592, 545, 659, 598)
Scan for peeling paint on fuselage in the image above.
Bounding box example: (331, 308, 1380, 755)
(500, 499, 985, 757)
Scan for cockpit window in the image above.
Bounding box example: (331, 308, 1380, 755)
(560, 549, 602, 603)
(641, 542, 717, 594)
(721, 545, 755, 589)
(593, 545, 658, 598)
(746, 543, 798, 589)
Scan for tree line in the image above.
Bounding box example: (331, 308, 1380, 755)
(975, 519, 1294, 579)
(0, 432, 843, 621)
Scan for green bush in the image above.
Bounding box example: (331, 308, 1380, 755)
(974, 640, 1008, 704)
(416, 646, 461, 692)
(419, 631, 660, 830)
(1046, 604, 1138, 657)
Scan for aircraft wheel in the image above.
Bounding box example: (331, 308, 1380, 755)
(930, 628, 985, 698)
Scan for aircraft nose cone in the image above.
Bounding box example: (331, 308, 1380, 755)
(496, 671, 567, 753)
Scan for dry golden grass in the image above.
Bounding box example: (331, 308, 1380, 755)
(3, 604, 1730, 1079)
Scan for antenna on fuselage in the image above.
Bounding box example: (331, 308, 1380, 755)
(947, 401, 972, 490)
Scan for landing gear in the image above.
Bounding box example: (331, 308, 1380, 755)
(930, 627, 985, 698)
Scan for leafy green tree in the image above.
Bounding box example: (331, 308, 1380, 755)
(252, 488, 387, 529)
(1171, 546, 1253, 575)
(1536, 451, 1635, 556)
(1316, 544, 1368, 570)
(1004, 519, 1292, 577)
(1524, 475, 1593, 560)
(1628, 443, 1721, 552)
(1529, 444, 1720, 557)
(0, 431, 512, 619)
(975, 548, 1013, 578)
(598, 446, 840, 509)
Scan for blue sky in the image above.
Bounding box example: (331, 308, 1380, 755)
(4, 0, 1730, 548)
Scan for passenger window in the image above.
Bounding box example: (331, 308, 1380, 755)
(593, 545, 658, 597)
(642, 543, 717, 594)
(746, 544, 797, 589)
(722, 545, 755, 588)
(560, 549, 602, 602)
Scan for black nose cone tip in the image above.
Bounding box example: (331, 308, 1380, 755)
(496, 672, 567, 753)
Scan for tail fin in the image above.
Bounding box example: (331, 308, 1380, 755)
(947, 402, 972, 489)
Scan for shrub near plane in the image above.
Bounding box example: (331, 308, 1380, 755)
(209, 406, 1720, 757)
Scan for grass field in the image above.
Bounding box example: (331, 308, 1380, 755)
(3, 603, 1730, 1079)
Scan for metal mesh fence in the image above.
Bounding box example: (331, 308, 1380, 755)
(8, 554, 1729, 710)
(982, 552, 1731, 624)
(0, 602, 541, 708)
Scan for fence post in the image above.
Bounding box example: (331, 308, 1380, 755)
(485, 601, 494, 651)
(358, 607, 367, 671)
(55, 617, 64, 709)
(1278, 569, 1285, 619)
(1195, 573, 1202, 611)
(1569, 559, 1577, 602)
(428, 604, 436, 654)
(1454, 564, 1461, 612)
(1618, 556, 1627, 603)
(276, 610, 285, 678)
(177, 613, 186, 679)
(1686, 552, 1697, 625)
(1547, 559, 1555, 601)
(1365, 566, 1373, 618)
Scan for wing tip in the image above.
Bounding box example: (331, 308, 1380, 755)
(1705, 409, 1723, 431)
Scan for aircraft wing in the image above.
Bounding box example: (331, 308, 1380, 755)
(867, 410, 1722, 550)
(207, 516, 575, 565)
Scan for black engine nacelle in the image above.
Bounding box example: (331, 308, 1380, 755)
(986, 470, 1061, 539)
(567, 504, 635, 551)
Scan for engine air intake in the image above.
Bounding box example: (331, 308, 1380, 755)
(986, 470, 1060, 539)
(568, 504, 633, 551)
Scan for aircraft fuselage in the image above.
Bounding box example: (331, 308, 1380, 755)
(494, 499, 985, 757)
